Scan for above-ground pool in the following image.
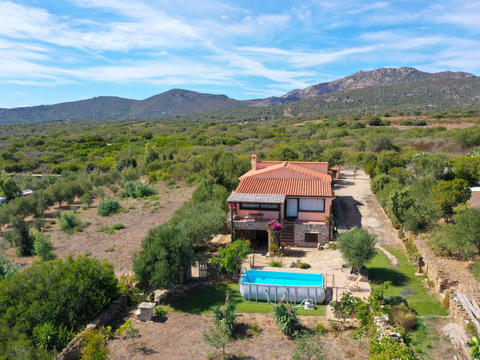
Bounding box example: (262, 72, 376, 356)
(240, 270, 326, 304)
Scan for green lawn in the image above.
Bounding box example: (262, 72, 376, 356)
(367, 247, 447, 316)
(163, 282, 326, 316)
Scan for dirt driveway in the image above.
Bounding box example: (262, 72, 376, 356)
(333, 169, 401, 247)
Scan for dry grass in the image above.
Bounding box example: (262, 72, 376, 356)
(1, 182, 194, 275)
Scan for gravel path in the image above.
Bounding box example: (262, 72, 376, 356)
(334, 170, 401, 247)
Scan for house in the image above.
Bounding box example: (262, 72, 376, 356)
(227, 155, 335, 248)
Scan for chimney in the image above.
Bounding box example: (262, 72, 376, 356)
(251, 154, 257, 170)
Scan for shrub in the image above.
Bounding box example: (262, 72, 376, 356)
(314, 323, 327, 335)
(209, 239, 251, 275)
(0, 255, 118, 351)
(133, 224, 193, 288)
(60, 212, 83, 233)
(391, 304, 417, 330)
(33, 322, 57, 350)
(81, 329, 109, 360)
(212, 301, 237, 337)
(0, 254, 19, 280)
(121, 182, 156, 198)
(112, 223, 125, 230)
(33, 232, 56, 261)
(248, 323, 261, 336)
(296, 262, 311, 269)
(273, 302, 300, 337)
(473, 259, 480, 281)
(116, 320, 138, 344)
(153, 306, 167, 318)
(97, 199, 121, 216)
(268, 257, 283, 267)
(370, 336, 416, 360)
(384, 295, 408, 307)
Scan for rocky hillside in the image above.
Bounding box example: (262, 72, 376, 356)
(247, 67, 476, 106)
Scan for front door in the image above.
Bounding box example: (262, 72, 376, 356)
(285, 198, 298, 218)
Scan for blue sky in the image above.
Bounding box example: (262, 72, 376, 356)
(1, 0, 480, 108)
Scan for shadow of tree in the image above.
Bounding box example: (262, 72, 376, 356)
(136, 346, 158, 355)
(335, 196, 363, 229)
(368, 267, 409, 287)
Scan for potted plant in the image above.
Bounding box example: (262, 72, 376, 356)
(324, 215, 330, 225)
(149, 293, 155, 303)
(267, 219, 282, 256)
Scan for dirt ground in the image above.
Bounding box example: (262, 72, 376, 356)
(1, 183, 194, 275)
(109, 312, 369, 360)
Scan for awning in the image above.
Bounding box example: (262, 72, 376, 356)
(227, 193, 285, 204)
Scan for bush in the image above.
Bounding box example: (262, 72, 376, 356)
(370, 335, 416, 360)
(208, 239, 252, 275)
(0, 255, 118, 350)
(0, 253, 19, 280)
(314, 323, 327, 335)
(473, 259, 480, 281)
(391, 304, 417, 330)
(60, 212, 83, 233)
(384, 295, 408, 307)
(97, 199, 121, 216)
(112, 223, 125, 230)
(81, 329, 109, 360)
(121, 182, 156, 198)
(296, 262, 311, 269)
(268, 257, 283, 267)
(273, 302, 300, 337)
(153, 306, 167, 318)
(33, 232, 56, 261)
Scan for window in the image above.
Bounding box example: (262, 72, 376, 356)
(240, 203, 280, 210)
(299, 198, 325, 212)
(305, 233, 318, 243)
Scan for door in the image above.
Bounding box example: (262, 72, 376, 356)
(285, 198, 298, 218)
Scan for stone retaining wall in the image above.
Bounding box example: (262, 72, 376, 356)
(57, 295, 128, 360)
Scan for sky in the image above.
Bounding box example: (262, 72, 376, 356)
(1, 0, 480, 108)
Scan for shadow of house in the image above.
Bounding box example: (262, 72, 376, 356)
(334, 196, 363, 229)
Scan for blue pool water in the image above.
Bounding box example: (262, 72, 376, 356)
(242, 270, 324, 287)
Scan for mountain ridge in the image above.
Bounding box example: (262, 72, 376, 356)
(0, 67, 478, 124)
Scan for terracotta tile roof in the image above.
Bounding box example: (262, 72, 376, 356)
(235, 178, 334, 197)
(240, 161, 331, 180)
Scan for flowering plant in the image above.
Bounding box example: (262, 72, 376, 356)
(267, 219, 282, 232)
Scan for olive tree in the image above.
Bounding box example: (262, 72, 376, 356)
(337, 228, 377, 273)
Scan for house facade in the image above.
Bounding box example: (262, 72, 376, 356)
(227, 155, 335, 248)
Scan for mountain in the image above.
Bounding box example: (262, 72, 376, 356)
(0, 67, 478, 124)
(287, 77, 480, 116)
(247, 67, 477, 106)
(0, 89, 242, 124)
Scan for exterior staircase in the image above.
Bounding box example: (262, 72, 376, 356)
(281, 220, 295, 245)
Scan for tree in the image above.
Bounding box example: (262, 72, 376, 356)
(376, 150, 405, 174)
(133, 224, 193, 288)
(1, 178, 21, 199)
(116, 320, 138, 345)
(432, 179, 471, 220)
(367, 136, 393, 152)
(11, 216, 34, 256)
(203, 321, 231, 360)
(386, 187, 414, 226)
(208, 240, 251, 276)
(337, 228, 376, 273)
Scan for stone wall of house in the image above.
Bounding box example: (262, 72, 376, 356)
(232, 221, 268, 231)
(294, 223, 329, 247)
